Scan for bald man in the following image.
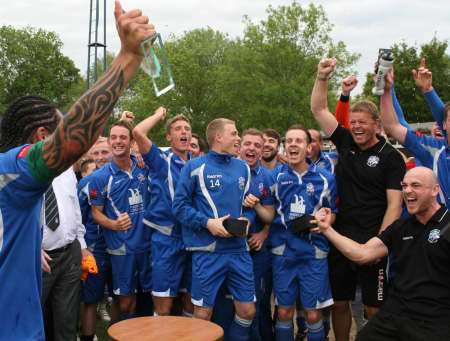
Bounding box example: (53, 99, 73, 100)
(314, 167, 450, 340)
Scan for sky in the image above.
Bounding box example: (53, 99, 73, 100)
(1, 0, 449, 94)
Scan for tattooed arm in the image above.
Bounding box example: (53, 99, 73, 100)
(42, 1, 155, 175)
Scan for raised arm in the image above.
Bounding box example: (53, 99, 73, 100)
(311, 58, 339, 136)
(42, 1, 155, 175)
(413, 58, 445, 128)
(314, 208, 388, 264)
(335, 75, 357, 129)
(379, 70, 408, 144)
(132, 106, 167, 154)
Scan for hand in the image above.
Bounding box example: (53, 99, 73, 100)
(243, 194, 260, 208)
(277, 153, 288, 164)
(207, 215, 232, 238)
(310, 208, 332, 234)
(81, 248, 93, 259)
(114, 1, 156, 57)
(341, 75, 358, 96)
(248, 229, 268, 251)
(412, 58, 433, 93)
(153, 106, 167, 121)
(130, 141, 146, 168)
(114, 213, 132, 231)
(383, 68, 394, 93)
(120, 111, 135, 123)
(317, 58, 337, 80)
(41, 250, 52, 273)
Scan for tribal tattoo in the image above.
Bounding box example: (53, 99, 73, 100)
(42, 64, 125, 174)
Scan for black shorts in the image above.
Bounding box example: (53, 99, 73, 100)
(356, 308, 450, 341)
(328, 246, 386, 307)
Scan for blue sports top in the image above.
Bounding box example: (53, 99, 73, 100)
(0, 142, 55, 340)
(89, 157, 151, 255)
(78, 173, 107, 254)
(244, 162, 275, 234)
(142, 144, 188, 238)
(270, 163, 337, 259)
(173, 151, 251, 253)
(404, 131, 450, 207)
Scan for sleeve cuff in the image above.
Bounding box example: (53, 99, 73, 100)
(77, 236, 87, 250)
(340, 94, 350, 102)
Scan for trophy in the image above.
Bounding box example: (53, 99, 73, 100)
(140, 33, 175, 97)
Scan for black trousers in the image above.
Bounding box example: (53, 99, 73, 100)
(356, 308, 450, 341)
(42, 240, 82, 341)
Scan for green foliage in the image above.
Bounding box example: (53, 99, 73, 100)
(0, 26, 84, 114)
(119, 2, 359, 145)
(361, 37, 449, 123)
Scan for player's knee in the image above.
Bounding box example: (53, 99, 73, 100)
(277, 306, 295, 321)
(236, 303, 256, 320)
(194, 306, 212, 320)
(119, 297, 134, 314)
(332, 301, 350, 313)
(304, 309, 322, 324)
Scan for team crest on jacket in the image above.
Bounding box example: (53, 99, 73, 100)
(427, 229, 440, 244)
(367, 156, 380, 167)
(306, 182, 315, 195)
(238, 177, 246, 190)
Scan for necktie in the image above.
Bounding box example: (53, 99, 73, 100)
(45, 185, 60, 231)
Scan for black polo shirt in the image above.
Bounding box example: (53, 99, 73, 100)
(378, 206, 450, 322)
(330, 125, 405, 242)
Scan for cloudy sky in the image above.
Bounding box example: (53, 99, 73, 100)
(1, 0, 449, 93)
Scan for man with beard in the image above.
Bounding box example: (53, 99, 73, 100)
(261, 129, 282, 170)
(133, 107, 194, 317)
(311, 58, 405, 341)
(314, 167, 450, 341)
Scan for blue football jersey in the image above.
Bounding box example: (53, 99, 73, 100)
(78, 173, 107, 254)
(271, 163, 337, 258)
(142, 144, 188, 238)
(89, 158, 151, 254)
(0, 143, 53, 340)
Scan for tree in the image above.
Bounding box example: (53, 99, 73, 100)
(0, 26, 83, 114)
(361, 37, 449, 123)
(219, 2, 359, 133)
(119, 2, 359, 145)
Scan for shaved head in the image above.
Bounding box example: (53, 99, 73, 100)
(402, 166, 441, 220)
(404, 166, 438, 187)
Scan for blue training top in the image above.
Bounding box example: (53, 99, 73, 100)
(173, 151, 251, 253)
(89, 157, 151, 255)
(404, 131, 450, 207)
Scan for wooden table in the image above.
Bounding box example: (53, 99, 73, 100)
(108, 316, 224, 341)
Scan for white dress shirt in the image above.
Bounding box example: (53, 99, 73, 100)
(42, 167, 86, 251)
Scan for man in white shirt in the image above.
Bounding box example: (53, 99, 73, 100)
(41, 166, 90, 341)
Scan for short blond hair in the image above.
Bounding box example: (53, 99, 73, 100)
(165, 114, 190, 134)
(206, 118, 235, 147)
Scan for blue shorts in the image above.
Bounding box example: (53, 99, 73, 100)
(110, 251, 152, 296)
(191, 252, 256, 308)
(82, 252, 113, 304)
(272, 255, 333, 309)
(151, 234, 191, 297)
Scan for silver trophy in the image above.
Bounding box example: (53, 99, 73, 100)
(141, 33, 175, 97)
